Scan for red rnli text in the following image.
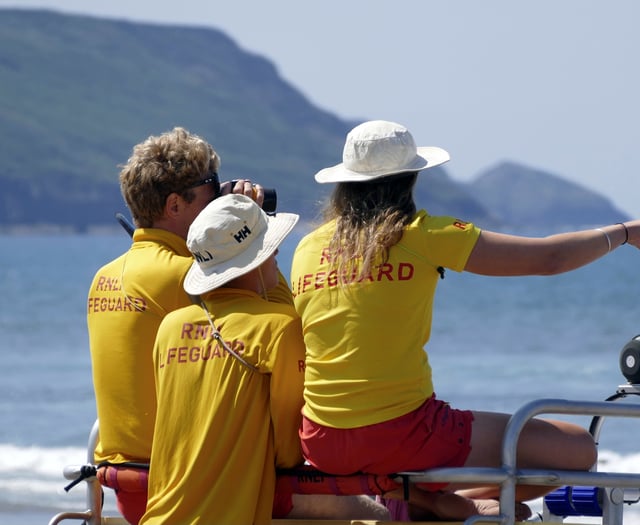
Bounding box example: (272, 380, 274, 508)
(88, 275, 147, 313)
(292, 260, 414, 298)
(158, 322, 247, 369)
(87, 295, 147, 313)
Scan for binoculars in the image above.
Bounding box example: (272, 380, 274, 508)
(229, 180, 277, 214)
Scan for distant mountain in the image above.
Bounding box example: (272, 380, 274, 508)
(0, 9, 628, 233)
(468, 161, 629, 231)
(417, 169, 502, 229)
(0, 9, 351, 229)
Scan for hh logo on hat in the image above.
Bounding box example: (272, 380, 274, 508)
(233, 224, 252, 243)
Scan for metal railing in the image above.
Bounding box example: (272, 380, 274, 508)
(48, 394, 640, 525)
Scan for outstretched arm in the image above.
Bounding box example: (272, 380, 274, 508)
(465, 220, 640, 276)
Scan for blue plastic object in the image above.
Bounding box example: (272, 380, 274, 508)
(544, 485, 602, 517)
(545, 486, 575, 516)
(571, 486, 602, 516)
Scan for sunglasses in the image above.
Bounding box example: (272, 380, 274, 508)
(189, 172, 221, 197)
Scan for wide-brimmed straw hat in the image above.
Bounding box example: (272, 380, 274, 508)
(184, 194, 298, 295)
(315, 120, 450, 184)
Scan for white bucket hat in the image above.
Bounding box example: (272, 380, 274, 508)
(184, 194, 299, 295)
(315, 120, 450, 184)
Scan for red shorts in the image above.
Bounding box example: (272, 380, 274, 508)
(97, 465, 148, 525)
(114, 489, 147, 525)
(272, 480, 295, 518)
(300, 394, 473, 485)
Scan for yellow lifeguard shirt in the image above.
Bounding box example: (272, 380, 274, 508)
(141, 289, 305, 525)
(87, 228, 193, 464)
(291, 211, 481, 428)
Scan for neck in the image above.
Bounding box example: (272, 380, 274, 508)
(151, 217, 188, 239)
(226, 269, 263, 295)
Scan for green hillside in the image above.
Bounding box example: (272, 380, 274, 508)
(0, 9, 353, 228)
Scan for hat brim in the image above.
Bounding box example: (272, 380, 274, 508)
(183, 212, 299, 295)
(314, 146, 450, 184)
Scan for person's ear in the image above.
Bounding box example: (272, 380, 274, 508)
(164, 192, 182, 219)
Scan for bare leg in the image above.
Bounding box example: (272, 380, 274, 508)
(390, 410, 595, 520)
(384, 486, 532, 521)
(451, 410, 597, 500)
(287, 494, 391, 520)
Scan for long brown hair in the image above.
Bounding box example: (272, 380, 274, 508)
(323, 172, 418, 280)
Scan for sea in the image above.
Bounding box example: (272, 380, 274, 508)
(2, 228, 640, 525)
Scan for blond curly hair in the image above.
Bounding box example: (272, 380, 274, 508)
(119, 127, 221, 227)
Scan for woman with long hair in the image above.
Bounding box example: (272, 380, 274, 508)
(290, 120, 640, 520)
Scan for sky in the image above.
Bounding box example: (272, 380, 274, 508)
(2, 1, 639, 216)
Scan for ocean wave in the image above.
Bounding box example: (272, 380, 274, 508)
(0, 444, 87, 475)
(0, 444, 119, 518)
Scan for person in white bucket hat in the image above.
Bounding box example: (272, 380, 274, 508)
(291, 120, 640, 521)
(314, 119, 450, 183)
(183, 193, 299, 296)
(141, 194, 390, 525)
